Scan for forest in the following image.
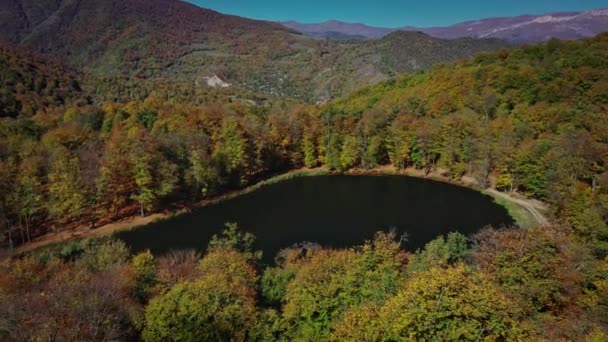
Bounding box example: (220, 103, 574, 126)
(1, 31, 608, 340)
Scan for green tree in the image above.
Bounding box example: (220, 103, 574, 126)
(283, 249, 361, 340)
(186, 149, 219, 197)
(302, 133, 317, 168)
(325, 133, 342, 171)
(386, 126, 411, 169)
(261, 267, 295, 305)
(15, 157, 43, 243)
(496, 168, 515, 192)
(132, 250, 157, 302)
(361, 135, 385, 169)
(76, 238, 130, 272)
(248, 309, 287, 342)
(128, 128, 178, 217)
(339, 135, 359, 170)
(331, 303, 383, 342)
(0, 158, 17, 253)
(131, 154, 155, 217)
(408, 232, 471, 275)
(208, 223, 259, 258)
(198, 247, 258, 288)
(136, 108, 158, 130)
(214, 118, 249, 177)
(512, 140, 551, 197)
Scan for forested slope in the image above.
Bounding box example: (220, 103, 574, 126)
(0, 42, 88, 117)
(0, 0, 508, 102)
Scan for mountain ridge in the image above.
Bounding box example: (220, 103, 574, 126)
(281, 8, 608, 43)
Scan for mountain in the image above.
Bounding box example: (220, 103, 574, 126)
(281, 8, 608, 44)
(0, 0, 508, 102)
(0, 0, 301, 75)
(425, 9, 608, 43)
(364, 31, 506, 72)
(321, 32, 507, 100)
(280, 20, 394, 39)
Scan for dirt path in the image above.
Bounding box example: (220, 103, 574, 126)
(485, 188, 550, 227)
(15, 213, 170, 255)
(11, 166, 550, 256)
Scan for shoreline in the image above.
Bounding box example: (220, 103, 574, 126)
(11, 166, 549, 256)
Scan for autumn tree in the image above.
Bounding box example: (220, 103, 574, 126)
(143, 248, 258, 342)
(47, 148, 86, 223)
(473, 227, 586, 314)
(97, 128, 134, 217)
(386, 124, 411, 169)
(186, 147, 220, 197)
(12, 156, 43, 243)
(379, 264, 523, 340)
(283, 232, 405, 340)
(213, 118, 250, 184)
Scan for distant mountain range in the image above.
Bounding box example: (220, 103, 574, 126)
(0, 0, 509, 102)
(281, 8, 608, 43)
(281, 20, 394, 40)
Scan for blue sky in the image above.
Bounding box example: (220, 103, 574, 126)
(188, 0, 608, 27)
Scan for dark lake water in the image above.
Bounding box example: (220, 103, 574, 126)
(117, 175, 514, 263)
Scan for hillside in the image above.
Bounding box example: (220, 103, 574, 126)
(0, 42, 88, 118)
(0, 0, 509, 102)
(312, 31, 508, 101)
(357, 31, 507, 74)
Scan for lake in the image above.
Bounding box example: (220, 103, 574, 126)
(117, 175, 514, 263)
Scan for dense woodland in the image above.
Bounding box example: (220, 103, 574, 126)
(1, 29, 608, 340)
(1, 224, 607, 340)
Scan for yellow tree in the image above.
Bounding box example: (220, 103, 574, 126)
(333, 264, 523, 341)
(47, 148, 86, 223)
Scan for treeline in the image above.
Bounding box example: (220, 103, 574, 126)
(0, 97, 322, 249)
(2, 35, 608, 257)
(1, 224, 607, 340)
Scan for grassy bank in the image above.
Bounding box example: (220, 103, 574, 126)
(483, 190, 536, 228)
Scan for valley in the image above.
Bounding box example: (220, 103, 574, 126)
(1, 0, 509, 102)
